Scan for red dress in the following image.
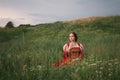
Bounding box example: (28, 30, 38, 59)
(53, 43, 83, 67)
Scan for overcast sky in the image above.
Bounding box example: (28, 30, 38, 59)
(0, 0, 120, 27)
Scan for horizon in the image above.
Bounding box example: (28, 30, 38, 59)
(0, 15, 120, 28)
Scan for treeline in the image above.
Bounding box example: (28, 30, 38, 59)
(0, 21, 34, 28)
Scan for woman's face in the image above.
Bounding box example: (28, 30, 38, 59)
(69, 33, 75, 42)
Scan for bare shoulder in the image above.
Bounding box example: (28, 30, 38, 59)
(63, 43, 69, 50)
(78, 43, 84, 48)
(63, 43, 69, 47)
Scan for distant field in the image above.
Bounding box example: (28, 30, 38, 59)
(0, 16, 120, 80)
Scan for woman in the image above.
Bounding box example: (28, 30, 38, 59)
(54, 32, 84, 67)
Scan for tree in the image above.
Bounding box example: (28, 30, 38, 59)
(5, 21, 14, 28)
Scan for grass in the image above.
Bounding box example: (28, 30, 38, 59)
(0, 16, 120, 80)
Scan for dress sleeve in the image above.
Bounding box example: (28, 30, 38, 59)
(78, 43, 84, 59)
(62, 43, 69, 58)
(79, 43, 84, 51)
(63, 43, 68, 51)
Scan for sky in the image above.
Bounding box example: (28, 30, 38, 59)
(0, 0, 120, 27)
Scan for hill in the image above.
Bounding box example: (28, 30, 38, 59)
(0, 16, 120, 80)
(65, 16, 105, 23)
(65, 15, 120, 34)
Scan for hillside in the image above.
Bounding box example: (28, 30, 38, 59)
(65, 16, 120, 24)
(65, 16, 120, 34)
(65, 16, 105, 23)
(0, 16, 120, 80)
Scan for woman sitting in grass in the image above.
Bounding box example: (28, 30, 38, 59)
(54, 32, 84, 67)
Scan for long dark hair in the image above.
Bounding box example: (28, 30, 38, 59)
(70, 32, 78, 42)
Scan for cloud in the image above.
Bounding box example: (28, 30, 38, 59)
(0, 7, 34, 27)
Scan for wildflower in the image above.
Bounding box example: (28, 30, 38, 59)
(114, 58, 118, 61)
(114, 61, 119, 65)
(109, 73, 112, 76)
(96, 70, 98, 73)
(37, 65, 42, 70)
(108, 68, 111, 71)
(100, 67, 103, 70)
(108, 63, 112, 66)
(89, 63, 96, 66)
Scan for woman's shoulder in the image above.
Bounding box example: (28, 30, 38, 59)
(63, 43, 70, 51)
(77, 42, 83, 48)
(63, 43, 70, 47)
(78, 42, 83, 45)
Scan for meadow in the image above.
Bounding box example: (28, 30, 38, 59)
(0, 16, 120, 80)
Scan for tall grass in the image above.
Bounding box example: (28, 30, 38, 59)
(0, 16, 120, 80)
